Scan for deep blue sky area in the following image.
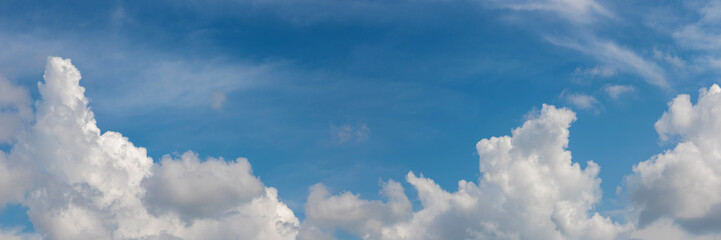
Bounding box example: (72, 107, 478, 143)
(1, 0, 719, 236)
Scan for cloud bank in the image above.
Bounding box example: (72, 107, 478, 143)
(2, 57, 721, 239)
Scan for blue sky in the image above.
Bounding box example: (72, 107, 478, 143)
(2, 0, 721, 239)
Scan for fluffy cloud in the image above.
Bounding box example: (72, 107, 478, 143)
(0, 57, 299, 239)
(9, 56, 721, 240)
(300, 180, 411, 240)
(628, 84, 721, 236)
(143, 152, 265, 221)
(301, 105, 626, 239)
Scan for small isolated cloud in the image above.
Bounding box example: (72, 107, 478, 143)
(604, 84, 635, 100)
(561, 91, 599, 111)
(329, 123, 370, 144)
(575, 65, 616, 78)
(210, 91, 226, 110)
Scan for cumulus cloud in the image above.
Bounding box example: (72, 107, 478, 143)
(627, 84, 721, 236)
(9, 57, 721, 240)
(302, 105, 626, 239)
(143, 152, 265, 221)
(0, 152, 30, 209)
(300, 180, 411, 240)
(0, 57, 299, 239)
(630, 218, 721, 240)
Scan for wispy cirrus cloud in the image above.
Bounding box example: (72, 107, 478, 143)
(487, 0, 670, 89)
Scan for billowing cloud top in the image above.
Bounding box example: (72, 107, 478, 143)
(300, 105, 624, 240)
(629, 84, 721, 235)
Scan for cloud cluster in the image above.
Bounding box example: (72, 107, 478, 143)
(5, 57, 721, 239)
(0, 57, 299, 239)
(627, 84, 721, 237)
(301, 105, 626, 239)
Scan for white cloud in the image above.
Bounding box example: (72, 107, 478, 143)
(0, 57, 299, 239)
(604, 85, 635, 100)
(561, 91, 599, 110)
(300, 180, 411, 240)
(655, 1, 721, 76)
(0, 32, 281, 115)
(0, 77, 32, 144)
(143, 152, 265, 221)
(672, 1, 721, 51)
(630, 218, 721, 240)
(302, 105, 626, 239)
(0, 152, 31, 208)
(9, 57, 721, 240)
(329, 123, 370, 144)
(627, 84, 721, 236)
(550, 38, 669, 88)
(487, 0, 671, 89)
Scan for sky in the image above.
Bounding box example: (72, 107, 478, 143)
(2, 0, 721, 239)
